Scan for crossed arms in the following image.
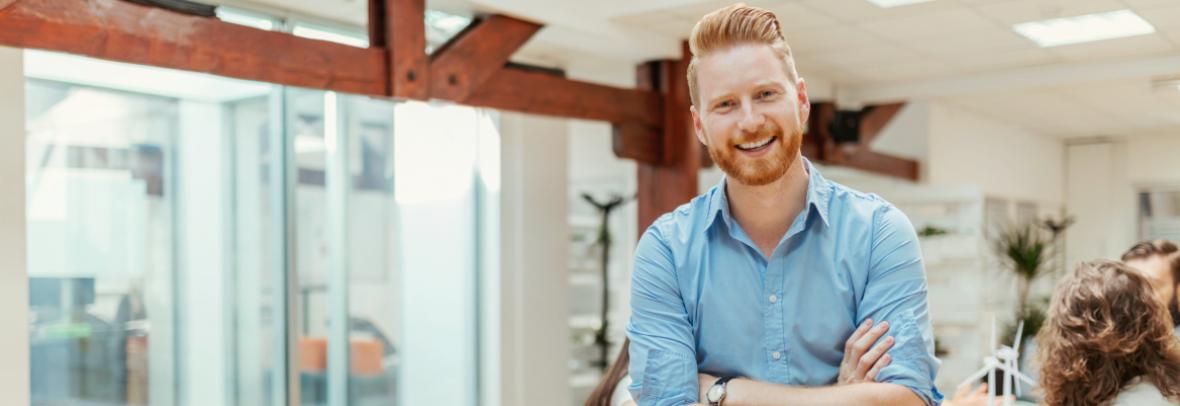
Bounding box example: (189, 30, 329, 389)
(626, 207, 939, 406)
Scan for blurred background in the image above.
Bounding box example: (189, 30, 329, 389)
(2, 0, 1180, 405)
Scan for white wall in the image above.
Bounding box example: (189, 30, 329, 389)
(497, 112, 571, 406)
(927, 103, 1065, 209)
(0, 46, 29, 406)
(1065, 134, 1180, 268)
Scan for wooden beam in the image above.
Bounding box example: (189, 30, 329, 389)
(612, 121, 662, 164)
(0, 0, 665, 129)
(367, 0, 387, 48)
(430, 15, 542, 101)
(805, 102, 919, 181)
(837, 149, 919, 180)
(859, 102, 904, 144)
(386, 0, 428, 100)
(636, 42, 699, 232)
(466, 66, 663, 127)
(0, 0, 388, 96)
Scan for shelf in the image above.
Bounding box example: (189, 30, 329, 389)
(570, 272, 600, 287)
(570, 315, 601, 329)
(570, 371, 602, 388)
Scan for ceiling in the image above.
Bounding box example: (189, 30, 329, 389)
(216, 0, 1180, 138)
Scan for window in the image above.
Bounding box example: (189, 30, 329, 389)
(25, 51, 494, 406)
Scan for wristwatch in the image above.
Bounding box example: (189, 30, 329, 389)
(706, 376, 736, 406)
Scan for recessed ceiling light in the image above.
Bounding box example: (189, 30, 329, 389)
(1013, 9, 1155, 48)
(865, 0, 934, 7)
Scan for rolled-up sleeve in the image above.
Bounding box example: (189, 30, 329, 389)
(626, 226, 698, 406)
(860, 205, 943, 405)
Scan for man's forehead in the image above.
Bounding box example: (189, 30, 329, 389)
(696, 45, 792, 96)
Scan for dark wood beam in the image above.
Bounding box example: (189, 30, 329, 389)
(367, 0, 387, 48)
(466, 66, 664, 127)
(613, 121, 662, 164)
(805, 102, 920, 181)
(635, 42, 700, 232)
(430, 15, 542, 101)
(386, 0, 428, 100)
(0, 0, 388, 96)
(837, 149, 919, 180)
(859, 102, 904, 144)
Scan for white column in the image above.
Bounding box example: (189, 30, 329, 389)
(497, 112, 571, 406)
(0, 46, 29, 405)
(177, 101, 230, 405)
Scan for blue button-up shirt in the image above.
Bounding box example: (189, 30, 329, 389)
(627, 160, 941, 405)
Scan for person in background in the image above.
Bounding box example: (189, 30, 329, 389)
(1121, 240, 1180, 338)
(1037, 260, 1180, 406)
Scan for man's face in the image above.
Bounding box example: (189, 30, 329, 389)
(1126, 256, 1180, 326)
(690, 44, 809, 186)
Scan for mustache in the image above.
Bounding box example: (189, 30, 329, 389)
(731, 123, 783, 145)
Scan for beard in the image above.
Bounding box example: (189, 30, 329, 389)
(706, 121, 802, 186)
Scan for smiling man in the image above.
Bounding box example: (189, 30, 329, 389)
(625, 4, 940, 406)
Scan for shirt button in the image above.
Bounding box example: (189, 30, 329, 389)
(769, 294, 778, 303)
(772, 351, 782, 360)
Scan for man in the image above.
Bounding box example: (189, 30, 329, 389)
(626, 4, 940, 406)
(1121, 240, 1180, 338)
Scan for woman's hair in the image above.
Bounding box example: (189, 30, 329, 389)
(1037, 259, 1180, 405)
(584, 338, 630, 406)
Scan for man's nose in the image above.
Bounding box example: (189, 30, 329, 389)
(737, 103, 765, 133)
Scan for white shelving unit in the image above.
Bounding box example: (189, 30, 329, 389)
(566, 180, 636, 405)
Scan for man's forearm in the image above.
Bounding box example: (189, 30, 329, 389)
(723, 379, 924, 406)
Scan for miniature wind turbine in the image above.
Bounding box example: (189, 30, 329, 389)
(958, 317, 1036, 406)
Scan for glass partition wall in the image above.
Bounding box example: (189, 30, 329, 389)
(24, 50, 495, 406)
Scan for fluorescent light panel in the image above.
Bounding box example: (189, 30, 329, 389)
(1013, 9, 1155, 48)
(865, 0, 934, 8)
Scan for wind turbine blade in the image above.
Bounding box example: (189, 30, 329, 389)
(991, 315, 997, 351)
(959, 367, 992, 389)
(1013, 321, 1025, 355)
(1011, 360, 1023, 398)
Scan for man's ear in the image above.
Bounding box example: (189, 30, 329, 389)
(691, 105, 708, 146)
(796, 77, 810, 126)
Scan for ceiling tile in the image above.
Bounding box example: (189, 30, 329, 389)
(1048, 34, 1176, 62)
(942, 47, 1061, 72)
(903, 27, 1036, 56)
(849, 59, 960, 83)
(971, 0, 1127, 25)
(764, 2, 842, 30)
(799, 0, 959, 24)
(1136, 4, 1180, 30)
(1122, 0, 1180, 9)
(809, 43, 923, 66)
(858, 8, 997, 42)
(781, 25, 888, 53)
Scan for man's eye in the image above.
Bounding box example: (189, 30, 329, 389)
(759, 90, 778, 99)
(716, 101, 733, 109)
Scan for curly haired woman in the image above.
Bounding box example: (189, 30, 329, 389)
(1037, 260, 1180, 406)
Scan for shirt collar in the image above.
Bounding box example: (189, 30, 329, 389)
(707, 157, 832, 231)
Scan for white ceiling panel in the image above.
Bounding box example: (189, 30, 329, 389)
(1049, 34, 1175, 62)
(858, 8, 997, 42)
(970, 0, 1128, 25)
(1134, 3, 1180, 29)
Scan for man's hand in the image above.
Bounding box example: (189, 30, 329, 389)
(837, 319, 894, 385)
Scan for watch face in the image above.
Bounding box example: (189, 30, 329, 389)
(707, 384, 723, 402)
